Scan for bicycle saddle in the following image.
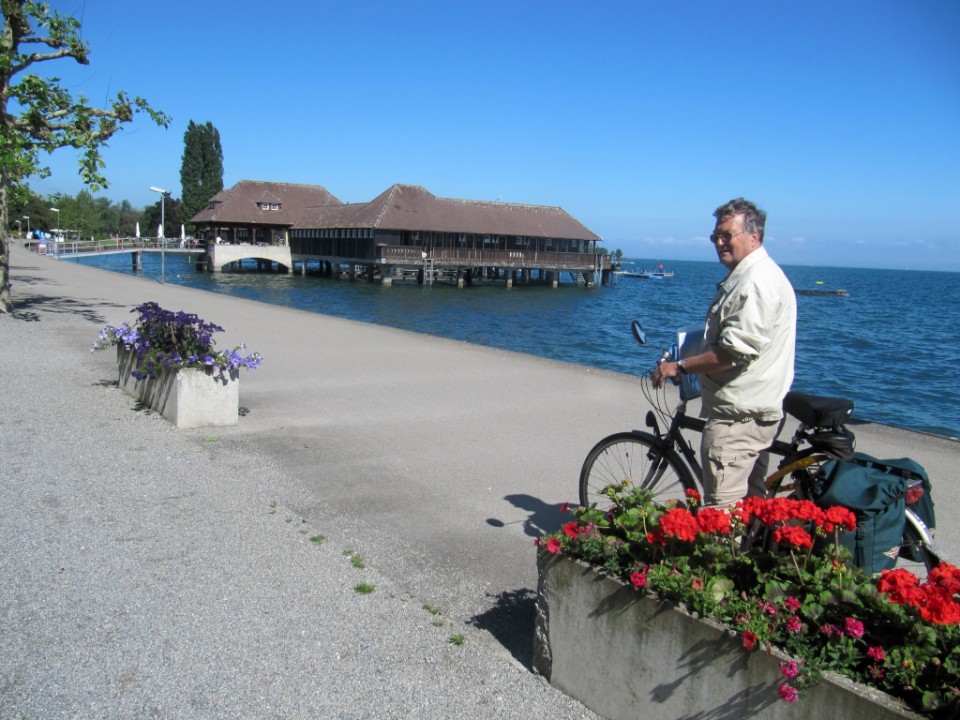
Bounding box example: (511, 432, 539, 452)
(783, 391, 854, 431)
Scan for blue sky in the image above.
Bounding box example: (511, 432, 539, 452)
(26, 0, 960, 271)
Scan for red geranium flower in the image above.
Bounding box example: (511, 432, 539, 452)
(742, 630, 758, 651)
(545, 537, 562, 554)
(659, 508, 699, 543)
(696, 507, 732, 536)
(772, 524, 813, 550)
(877, 568, 925, 606)
(823, 505, 857, 532)
(562, 521, 580, 539)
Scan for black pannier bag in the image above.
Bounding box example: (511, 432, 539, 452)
(812, 452, 910, 574)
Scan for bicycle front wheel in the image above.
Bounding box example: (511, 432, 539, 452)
(579, 431, 698, 508)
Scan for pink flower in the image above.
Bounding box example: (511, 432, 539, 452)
(545, 537, 562, 554)
(759, 600, 777, 616)
(779, 661, 800, 679)
(630, 570, 648, 589)
(844, 617, 865, 639)
(783, 596, 801, 612)
(785, 616, 802, 633)
(559, 502, 570, 513)
(779, 683, 800, 702)
(819, 623, 839, 637)
(867, 646, 886, 662)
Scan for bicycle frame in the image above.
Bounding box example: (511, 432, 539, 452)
(641, 398, 824, 498)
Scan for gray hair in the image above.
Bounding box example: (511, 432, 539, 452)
(714, 198, 766, 243)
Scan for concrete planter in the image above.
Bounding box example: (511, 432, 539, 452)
(117, 349, 239, 428)
(533, 552, 922, 720)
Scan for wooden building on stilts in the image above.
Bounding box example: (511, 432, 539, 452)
(191, 180, 610, 286)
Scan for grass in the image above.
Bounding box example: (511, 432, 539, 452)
(354, 583, 375, 595)
(343, 549, 366, 569)
(449, 634, 465, 646)
(309, 534, 327, 545)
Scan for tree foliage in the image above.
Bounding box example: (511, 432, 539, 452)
(0, 0, 170, 313)
(180, 120, 223, 228)
(7, 186, 178, 240)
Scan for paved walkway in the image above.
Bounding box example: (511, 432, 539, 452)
(2, 246, 957, 719)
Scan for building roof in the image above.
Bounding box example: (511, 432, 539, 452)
(190, 180, 341, 225)
(295, 184, 600, 241)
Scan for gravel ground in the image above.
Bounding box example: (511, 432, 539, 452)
(0, 279, 597, 719)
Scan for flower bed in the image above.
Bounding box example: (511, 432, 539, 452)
(94, 302, 262, 428)
(535, 484, 960, 718)
(535, 552, 922, 720)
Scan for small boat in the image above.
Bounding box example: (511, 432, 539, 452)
(624, 263, 674, 279)
(796, 288, 849, 297)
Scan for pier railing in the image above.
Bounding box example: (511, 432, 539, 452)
(38, 237, 203, 257)
(378, 246, 609, 270)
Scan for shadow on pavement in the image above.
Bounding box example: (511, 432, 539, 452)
(11, 292, 123, 324)
(469, 587, 538, 669)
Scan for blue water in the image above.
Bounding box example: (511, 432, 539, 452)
(69, 253, 960, 439)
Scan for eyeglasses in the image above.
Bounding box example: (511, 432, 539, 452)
(709, 230, 747, 244)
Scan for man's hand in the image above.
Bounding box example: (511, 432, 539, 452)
(651, 361, 681, 389)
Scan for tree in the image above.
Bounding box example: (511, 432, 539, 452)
(0, 0, 170, 314)
(180, 120, 223, 228)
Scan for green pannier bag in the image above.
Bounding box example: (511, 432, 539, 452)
(847, 453, 936, 562)
(813, 452, 908, 574)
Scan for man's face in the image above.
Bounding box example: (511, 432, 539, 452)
(711, 213, 760, 270)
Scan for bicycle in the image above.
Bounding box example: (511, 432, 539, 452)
(579, 321, 945, 575)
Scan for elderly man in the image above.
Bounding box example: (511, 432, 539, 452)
(652, 198, 796, 506)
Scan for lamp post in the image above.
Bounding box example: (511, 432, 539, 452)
(49, 208, 60, 256)
(22, 216, 30, 237)
(14, 220, 21, 236)
(149, 186, 169, 283)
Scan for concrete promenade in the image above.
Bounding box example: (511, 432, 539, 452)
(2, 247, 958, 719)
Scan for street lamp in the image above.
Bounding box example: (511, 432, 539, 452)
(50, 207, 60, 237)
(149, 186, 169, 283)
(49, 208, 60, 256)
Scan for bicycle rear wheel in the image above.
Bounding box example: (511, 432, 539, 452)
(899, 512, 943, 580)
(579, 431, 698, 508)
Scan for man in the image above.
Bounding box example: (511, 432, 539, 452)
(652, 198, 796, 506)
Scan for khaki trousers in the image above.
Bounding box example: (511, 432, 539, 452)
(700, 417, 781, 507)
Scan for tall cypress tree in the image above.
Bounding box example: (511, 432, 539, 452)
(180, 120, 223, 227)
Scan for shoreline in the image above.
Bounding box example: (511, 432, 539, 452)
(58, 250, 960, 439)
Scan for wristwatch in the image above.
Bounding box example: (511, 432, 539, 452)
(677, 359, 688, 374)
